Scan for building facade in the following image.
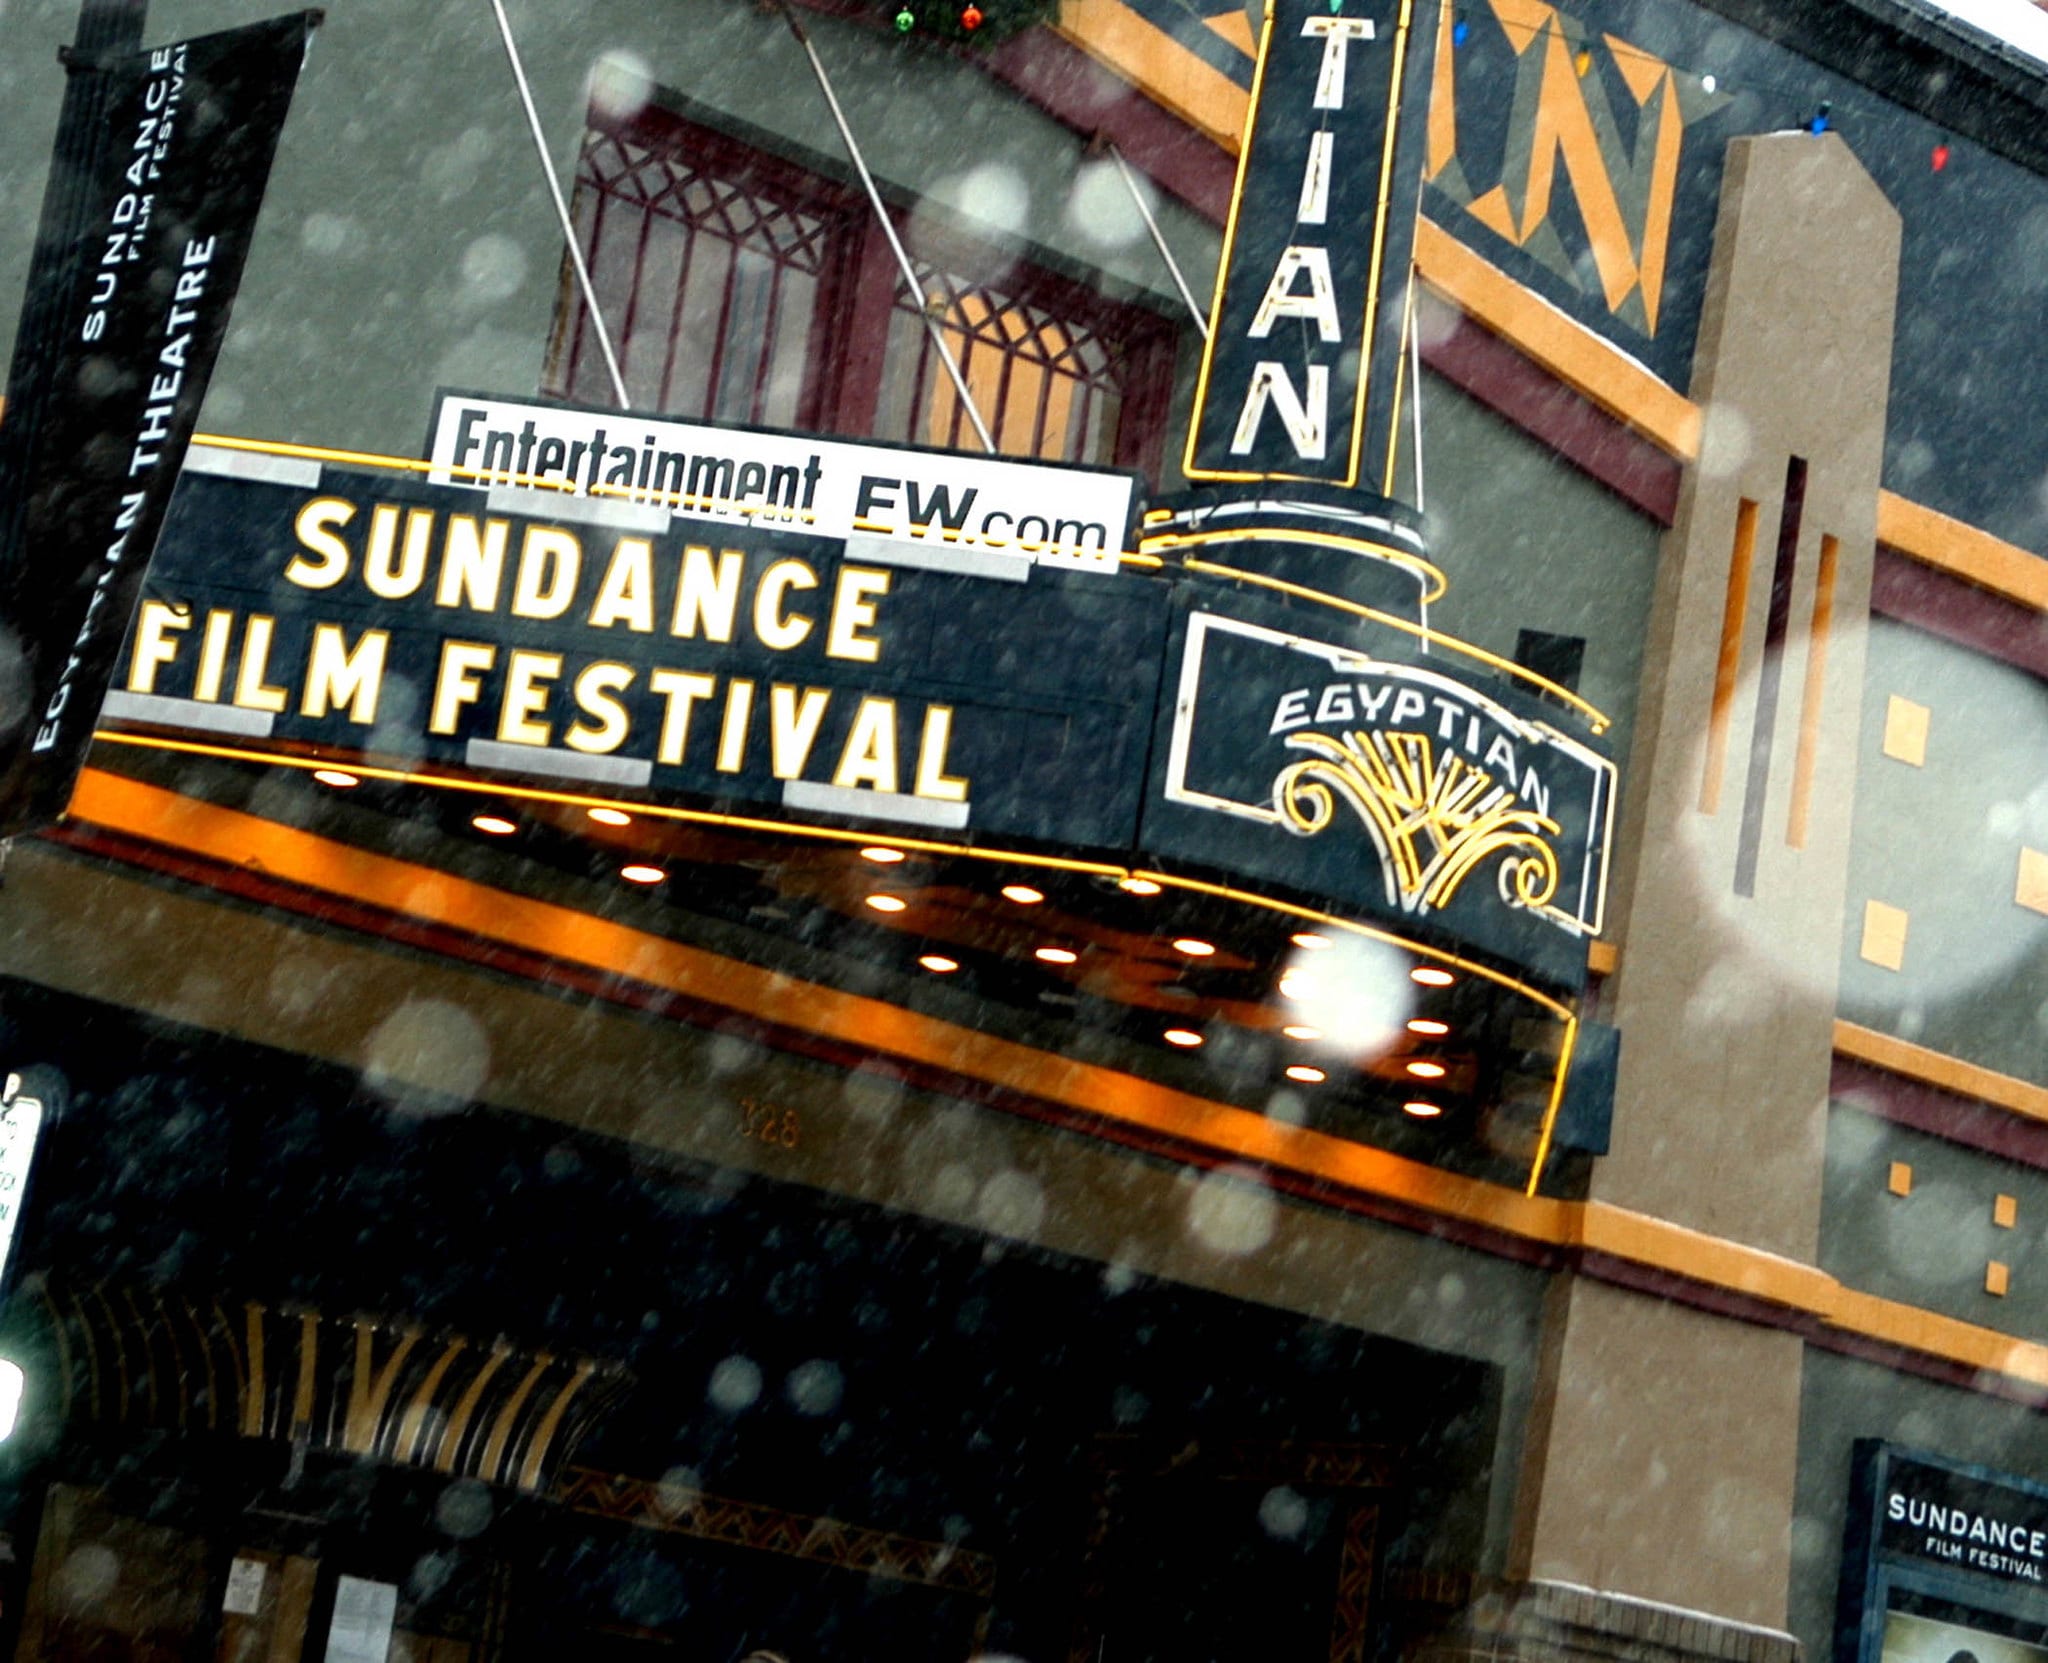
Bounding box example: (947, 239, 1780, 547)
(0, 0, 2045, 1659)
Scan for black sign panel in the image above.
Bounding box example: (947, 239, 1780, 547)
(1185, 0, 1435, 487)
(1874, 1453, 2048, 1589)
(107, 465, 1167, 849)
(1143, 603, 1613, 986)
(0, 15, 316, 838)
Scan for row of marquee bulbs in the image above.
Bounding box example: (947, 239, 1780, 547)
(860, 844, 1456, 1118)
(310, 769, 1454, 1118)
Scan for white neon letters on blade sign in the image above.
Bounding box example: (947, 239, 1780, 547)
(1231, 17, 1373, 464)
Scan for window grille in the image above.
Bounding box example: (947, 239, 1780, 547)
(547, 109, 1177, 480)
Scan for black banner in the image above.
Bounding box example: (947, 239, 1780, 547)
(1184, 0, 1434, 487)
(0, 14, 317, 838)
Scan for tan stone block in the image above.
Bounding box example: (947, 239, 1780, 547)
(1860, 900, 1909, 970)
(1882, 694, 1928, 765)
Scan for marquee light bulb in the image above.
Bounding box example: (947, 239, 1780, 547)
(587, 806, 632, 826)
(1002, 884, 1045, 905)
(1120, 877, 1163, 895)
(1283, 1024, 1322, 1041)
(1411, 966, 1455, 987)
(312, 769, 359, 788)
(1173, 938, 1216, 957)
(866, 894, 908, 913)
(620, 864, 666, 885)
(1285, 1065, 1326, 1083)
(1290, 932, 1332, 951)
(919, 954, 959, 973)
(1403, 1100, 1444, 1119)
(1163, 1028, 1204, 1048)
(1406, 1060, 1447, 1079)
(471, 815, 517, 836)
(1035, 946, 1078, 964)
(1407, 1018, 1450, 1036)
(862, 846, 906, 864)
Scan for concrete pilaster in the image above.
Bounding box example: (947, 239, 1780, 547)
(1508, 130, 1902, 1635)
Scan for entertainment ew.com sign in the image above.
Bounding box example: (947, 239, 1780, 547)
(427, 392, 1136, 573)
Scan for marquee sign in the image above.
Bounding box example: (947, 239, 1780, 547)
(1148, 609, 1613, 982)
(1184, 0, 1433, 487)
(105, 446, 1161, 849)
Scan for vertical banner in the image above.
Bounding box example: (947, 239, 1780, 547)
(0, 13, 318, 838)
(1183, 0, 1436, 488)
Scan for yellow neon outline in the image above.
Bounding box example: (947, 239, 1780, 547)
(1183, 0, 1418, 489)
(1351, 0, 1415, 486)
(1178, 557, 1611, 732)
(1524, 1012, 1579, 1197)
(190, 433, 1165, 570)
(1141, 524, 1447, 603)
(1180, 0, 1276, 484)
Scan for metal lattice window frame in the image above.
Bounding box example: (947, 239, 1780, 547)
(544, 104, 1178, 479)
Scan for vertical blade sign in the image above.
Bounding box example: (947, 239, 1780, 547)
(1184, 0, 1433, 488)
(0, 14, 319, 838)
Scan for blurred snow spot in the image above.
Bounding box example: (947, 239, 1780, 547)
(1266, 1086, 1308, 1126)
(588, 51, 655, 125)
(363, 998, 490, 1105)
(843, 1063, 904, 1124)
(1413, 290, 1461, 351)
(420, 127, 496, 200)
(409, 1550, 456, 1599)
(1112, 1384, 1149, 1424)
(1259, 1485, 1309, 1539)
(1063, 159, 1147, 251)
(933, 1160, 978, 1214)
(1435, 1272, 1466, 1308)
(434, 1480, 493, 1539)
(1101, 1258, 1139, 1295)
(1892, 437, 1935, 486)
(653, 1466, 701, 1518)
(1879, 1176, 1973, 1280)
(543, 1142, 582, 1180)
(1696, 400, 1751, 479)
(786, 1358, 844, 1416)
(613, 1550, 688, 1625)
(300, 212, 357, 257)
(936, 163, 1030, 240)
(704, 1032, 755, 1077)
(265, 952, 346, 1022)
(708, 1355, 763, 1412)
(976, 1169, 1046, 1239)
(53, 1544, 120, 1608)
(1187, 1164, 1277, 1256)
(459, 234, 529, 306)
(1279, 935, 1410, 1062)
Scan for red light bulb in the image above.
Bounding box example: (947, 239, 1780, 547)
(1931, 142, 1950, 172)
(961, 3, 984, 25)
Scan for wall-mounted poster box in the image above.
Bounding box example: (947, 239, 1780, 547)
(1839, 1443, 2048, 1663)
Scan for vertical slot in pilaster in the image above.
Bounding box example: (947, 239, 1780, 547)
(1699, 497, 1759, 814)
(1785, 532, 1838, 850)
(1733, 457, 1808, 896)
